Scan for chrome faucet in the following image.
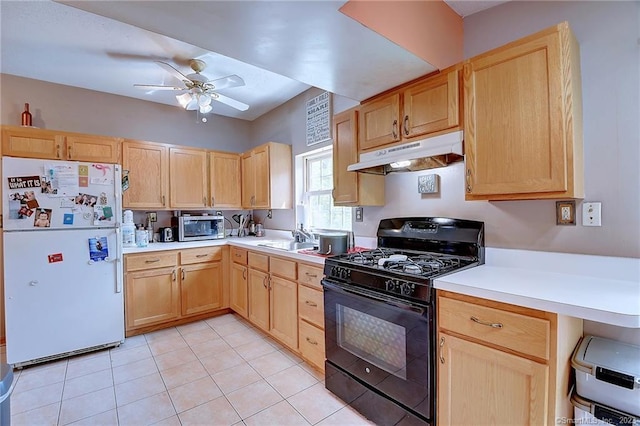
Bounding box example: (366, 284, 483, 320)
(292, 224, 314, 243)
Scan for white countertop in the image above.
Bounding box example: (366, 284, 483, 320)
(123, 235, 326, 265)
(434, 248, 640, 328)
(124, 240, 640, 328)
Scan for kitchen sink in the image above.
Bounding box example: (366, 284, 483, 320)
(257, 241, 317, 251)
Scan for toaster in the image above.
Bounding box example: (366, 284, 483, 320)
(158, 227, 174, 242)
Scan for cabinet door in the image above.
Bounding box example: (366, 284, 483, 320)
(359, 93, 400, 151)
(270, 276, 298, 349)
(125, 267, 179, 330)
(248, 268, 270, 331)
(2, 127, 63, 159)
(403, 69, 460, 139)
(332, 109, 385, 207)
(209, 151, 241, 209)
(180, 263, 223, 316)
(438, 333, 549, 426)
(169, 147, 208, 209)
(241, 151, 255, 208)
(332, 110, 360, 205)
(230, 263, 248, 319)
(122, 140, 169, 209)
(252, 145, 270, 209)
(65, 134, 121, 163)
(464, 28, 569, 198)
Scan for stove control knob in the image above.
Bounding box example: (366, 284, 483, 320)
(400, 282, 415, 296)
(385, 279, 398, 292)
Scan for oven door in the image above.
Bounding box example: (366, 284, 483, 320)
(323, 279, 434, 422)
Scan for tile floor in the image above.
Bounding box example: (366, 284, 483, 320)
(3, 313, 374, 426)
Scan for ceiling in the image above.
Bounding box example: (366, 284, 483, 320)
(0, 1, 505, 122)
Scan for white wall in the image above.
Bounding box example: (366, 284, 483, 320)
(0, 74, 253, 152)
(351, 1, 640, 259)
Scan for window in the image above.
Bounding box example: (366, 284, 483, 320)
(298, 148, 352, 231)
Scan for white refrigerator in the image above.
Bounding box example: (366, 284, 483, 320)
(2, 156, 124, 367)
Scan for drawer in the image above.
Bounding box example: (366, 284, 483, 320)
(180, 247, 222, 264)
(299, 320, 325, 371)
(231, 247, 247, 265)
(438, 296, 550, 360)
(298, 263, 323, 290)
(270, 257, 297, 280)
(299, 285, 324, 328)
(125, 251, 178, 272)
(248, 251, 269, 272)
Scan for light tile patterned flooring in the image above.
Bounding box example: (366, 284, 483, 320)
(3, 313, 374, 426)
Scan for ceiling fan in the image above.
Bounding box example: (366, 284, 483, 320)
(134, 59, 249, 115)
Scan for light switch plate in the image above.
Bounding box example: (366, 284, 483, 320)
(582, 202, 602, 226)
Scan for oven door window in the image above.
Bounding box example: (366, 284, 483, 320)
(337, 304, 407, 380)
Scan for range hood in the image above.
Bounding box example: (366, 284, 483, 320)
(347, 130, 464, 174)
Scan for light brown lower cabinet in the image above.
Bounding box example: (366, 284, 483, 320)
(231, 249, 326, 372)
(124, 246, 228, 336)
(297, 263, 325, 372)
(230, 247, 249, 319)
(437, 290, 582, 426)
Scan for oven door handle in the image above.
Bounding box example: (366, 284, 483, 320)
(322, 280, 427, 314)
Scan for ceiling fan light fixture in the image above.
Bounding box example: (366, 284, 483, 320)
(199, 104, 213, 114)
(176, 93, 193, 109)
(198, 94, 212, 107)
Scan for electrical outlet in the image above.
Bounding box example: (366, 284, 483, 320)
(582, 202, 602, 227)
(355, 207, 363, 222)
(267, 209, 273, 219)
(216, 211, 222, 216)
(147, 212, 157, 222)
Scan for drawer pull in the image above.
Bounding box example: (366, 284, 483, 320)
(439, 336, 445, 364)
(306, 337, 318, 346)
(196, 254, 208, 258)
(305, 300, 317, 307)
(145, 259, 161, 263)
(305, 272, 318, 278)
(470, 316, 503, 328)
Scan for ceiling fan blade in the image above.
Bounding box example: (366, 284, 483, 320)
(134, 84, 186, 91)
(213, 93, 249, 111)
(208, 74, 245, 91)
(155, 61, 189, 83)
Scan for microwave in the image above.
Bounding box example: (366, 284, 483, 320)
(172, 215, 225, 241)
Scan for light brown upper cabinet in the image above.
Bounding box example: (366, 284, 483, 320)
(332, 109, 384, 206)
(209, 151, 241, 209)
(169, 147, 208, 209)
(358, 67, 461, 152)
(122, 139, 170, 210)
(463, 21, 583, 200)
(2, 126, 121, 163)
(241, 142, 292, 209)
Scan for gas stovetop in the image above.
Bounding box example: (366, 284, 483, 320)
(332, 248, 475, 278)
(322, 217, 485, 304)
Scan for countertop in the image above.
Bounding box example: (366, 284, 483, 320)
(123, 234, 327, 266)
(124, 239, 640, 328)
(434, 248, 640, 328)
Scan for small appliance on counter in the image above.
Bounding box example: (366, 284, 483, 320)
(172, 214, 224, 241)
(158, 227, 174, 242)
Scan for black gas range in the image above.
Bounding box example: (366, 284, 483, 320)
(323, 217, 484, 425)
